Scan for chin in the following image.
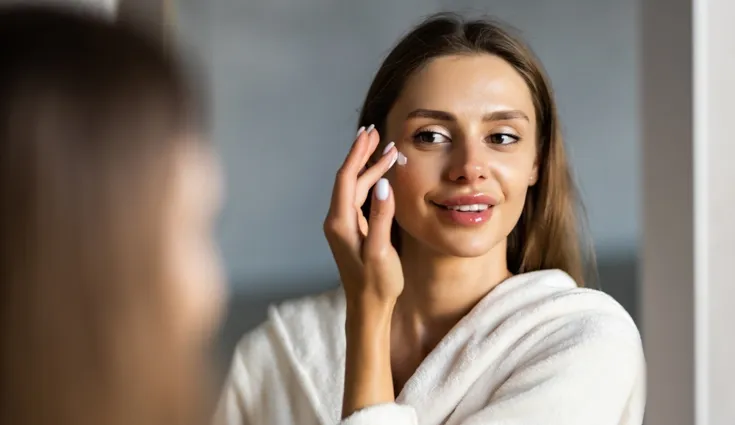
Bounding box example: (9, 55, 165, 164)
(401, 224, 501, 258)
(429, 234, 499, 258)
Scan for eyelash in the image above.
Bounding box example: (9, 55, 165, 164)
(412, 130, 520, 145)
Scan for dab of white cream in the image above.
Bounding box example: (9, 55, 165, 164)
(396, 152, 408, 166)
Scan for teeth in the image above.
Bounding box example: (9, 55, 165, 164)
(448, 204, 489, 212)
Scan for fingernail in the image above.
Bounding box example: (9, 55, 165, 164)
(375, 178, 390, 201)
(397, 152, 408, 166)
(388, 152, 398, 169)
(356, 126, 365, 138)
(382, 141, 395, 155)
(366, 124, 375, 134)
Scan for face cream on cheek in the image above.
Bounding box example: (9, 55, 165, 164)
(381, 142, 407, 170)
(396, 152, 408, 166)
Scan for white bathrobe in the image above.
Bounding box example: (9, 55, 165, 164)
(214, 269, 645, 425)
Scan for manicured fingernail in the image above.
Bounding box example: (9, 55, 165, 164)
(366, 124, 375, 134)
(397, 152, 408, 166)
(356, 126, 365, 138)
(375, 178, 390, 201)
(388, 152, 398, 169)
(382, 141, 395, 155)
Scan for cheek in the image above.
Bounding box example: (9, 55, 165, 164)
(389, 153, 440, 215)
(492, 154, 536, 201)
(166, 149, 227, 344)
(165, 225, 226, 344)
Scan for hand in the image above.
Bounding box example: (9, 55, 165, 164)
(325, 126, 403, 418)
(323, 125, 404, 306)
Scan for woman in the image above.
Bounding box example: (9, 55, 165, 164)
(216, 13, 645, 425)
(0, 6, 224, 425)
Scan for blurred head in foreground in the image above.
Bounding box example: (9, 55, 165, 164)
(0, 6, 225, 425)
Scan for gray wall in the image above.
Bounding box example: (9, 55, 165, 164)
(174, 0, 641, 366)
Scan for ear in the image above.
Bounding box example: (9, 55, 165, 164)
(528, 160, 539, 186)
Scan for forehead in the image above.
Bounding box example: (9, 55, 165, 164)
(393, 54, 536, 121)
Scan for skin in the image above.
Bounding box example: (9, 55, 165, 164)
(386, 54, 539, 392)
(324, 53, 540, 418)
(164, 141, 226, 350)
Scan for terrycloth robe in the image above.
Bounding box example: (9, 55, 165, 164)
(214, 269, 646, 425)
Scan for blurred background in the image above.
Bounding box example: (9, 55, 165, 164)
(172, 0, 642, 370)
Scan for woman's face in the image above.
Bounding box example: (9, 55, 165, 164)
(164, 141, 226, 348)
(385, 54, 538, 258)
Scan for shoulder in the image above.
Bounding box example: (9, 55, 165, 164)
(505, 270, 643, 364)
(522, 271, 645, 412)
(461, 271, 645, 424)
(230, 287, 346, 379)
(221, 289, 345, 425)
(491, 269, 641, 352)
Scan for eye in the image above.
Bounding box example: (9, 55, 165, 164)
(413, 130, 450, 145)
(488, 133, 520, 145)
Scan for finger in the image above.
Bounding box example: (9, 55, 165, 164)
(363, 178, 395, 260)
(328, 125, 373, 218)
(359, 125, 381, 169)
(358, 210, 369, 239)
(355, 142, 397, 207)
(351, 125, 379, 176)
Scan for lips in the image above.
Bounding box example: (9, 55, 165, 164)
(432, 194, 496, 226)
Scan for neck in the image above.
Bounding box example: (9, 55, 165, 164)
(392, 236, 511, 351)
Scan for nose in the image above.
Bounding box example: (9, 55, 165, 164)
(446, 140, 490, 183)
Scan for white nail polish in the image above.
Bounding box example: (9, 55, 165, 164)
(396, 152, 408, 166)
(382, 141, 395, 155)
(388, 151, 398, 169)
(356, 126, 365, 138)
(366, 124, 375, 133)
(375, 178, 390, 201)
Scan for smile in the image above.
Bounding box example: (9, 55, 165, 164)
(430, 193, 496, 226)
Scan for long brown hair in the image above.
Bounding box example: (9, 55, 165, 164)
(359, 13, 596, 287)
(0, 6, 211, 425)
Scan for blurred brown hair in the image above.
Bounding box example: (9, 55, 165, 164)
(0, 6, 211, 425)
(359, 12, 596, 287)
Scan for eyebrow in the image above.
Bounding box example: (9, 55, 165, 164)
(406, 108, 530, 122)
